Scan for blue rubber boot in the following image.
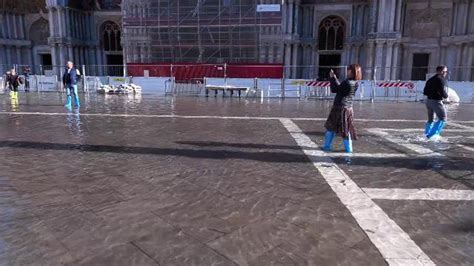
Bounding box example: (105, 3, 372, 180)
(74, 95, 80, 107)
(64, 95, 72, 107)
(424, 122, 433, 135)
(343, 135, 353, 153)
(322, 131, 335, 151)
(427, 120, 446, 139)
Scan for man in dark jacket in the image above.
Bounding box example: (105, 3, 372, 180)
(23, 66, 30, 92)
(423, 65, 448, 139)
(62, 61, 81, 107)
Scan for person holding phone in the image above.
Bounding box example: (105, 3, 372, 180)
(322, 64, 362, 153)
(62, 61, 81, 107)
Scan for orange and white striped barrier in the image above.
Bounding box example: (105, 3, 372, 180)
(376, 81, 415, 90)
(305, 81, 331, 87)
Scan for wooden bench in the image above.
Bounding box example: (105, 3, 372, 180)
(205, 85, 249, 98)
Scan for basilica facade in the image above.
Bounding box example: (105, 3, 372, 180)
(281, 0, 473, 80)
(0, 0, 473, 81)
(0, 0, 122, 76)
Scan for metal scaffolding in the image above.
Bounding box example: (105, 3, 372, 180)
(122, 0, 283, 64)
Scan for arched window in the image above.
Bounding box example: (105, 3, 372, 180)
(318, 16, 345, 51)
(29, 18, 49, 45)
(101, 21, 122, 51)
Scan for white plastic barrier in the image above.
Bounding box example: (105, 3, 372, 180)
(439, 81, 474, 103)
(131, 77, 172, 95)
(108, 76, 130, 86)
(204, 78, 256, 97)
(35, 75, 59, 91)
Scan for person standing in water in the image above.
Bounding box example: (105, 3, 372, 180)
(23, 66, 31, 92)
(423, 65, 449, 139)
(62, 61, 81, 108)
(6, 69, 22, 99)
(322, 64, 362, 153)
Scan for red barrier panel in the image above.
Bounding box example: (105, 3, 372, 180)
(127, 64, 171, 77)
(127, 63, 283, 80)
(226, 64, 283, 79)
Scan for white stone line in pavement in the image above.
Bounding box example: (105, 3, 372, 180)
(457, 144, 474, 152)
(279, 118, 434, 266)
(0, 111, 473, 124)
(363, 188, 474, 201)
(366, 128, 443, 156)
(372, 128, 474, 133)
(449, 122, 474, 130)
(327, 152, 408, 158)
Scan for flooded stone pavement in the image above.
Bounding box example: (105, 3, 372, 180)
(0, 92, 473, 265)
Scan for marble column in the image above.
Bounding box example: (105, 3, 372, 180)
(5, 46, 12, 69)
(19, 15, 25, 39)
(366, 41, 375, 79)
(469, 46, 474, 81)
(50, 45, 57, 75)
(374, 41, 384, 80)
(0, 14, 3, 38)
(284, 44, 291, 77)
(395, 0, 402, 32)
(59, 44, 66, 72)
(461, 44, 472, 81)
(390, 43, 400, 80)
(377, 0, 385, 32)
(384, 42, 393, 80)
(355, 44, 361, 65)
(15, 46, 21, 64)
(388, 0, 396, 32)
(48, 9, 55, 37)
(12, 15, 18, 39)
(455, 44, 463, 80)
(287, 2, 294, 34)
(67, 45, 73, 61)
(61, 8, 67, 38)
(292, 44, 298, 78)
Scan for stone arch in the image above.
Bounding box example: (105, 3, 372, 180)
(318, 15, 346, 51)
(100, 21, 122, 51)
(29, 18, 49, 45)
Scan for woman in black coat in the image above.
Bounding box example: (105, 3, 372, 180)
(322, 64, 362, 153)
(7, 69, 23, 98)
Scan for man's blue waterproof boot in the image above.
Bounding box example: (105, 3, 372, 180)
(74, 95, 80, 107)
(64, 95, 72, 107)
(322, 131, 335, 151)
(425, 122, 433, 135)
(343, 135, 353, 153)
(427, 120, 446, 139)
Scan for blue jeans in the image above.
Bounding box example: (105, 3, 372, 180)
(66, 84, 78, 96)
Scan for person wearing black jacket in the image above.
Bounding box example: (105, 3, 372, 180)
(423, 65, 449, 139)
(322, 64, 362, 153)
(62, 61, 81, 107)
(23, 66, 31, 92)
(6, 69, 22, 99)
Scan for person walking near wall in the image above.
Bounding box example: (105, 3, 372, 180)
(322, 64, 362, 153)
(423, 65, 449, 139)
(62, 61, 81, 108)
(23, 66, 31, 92)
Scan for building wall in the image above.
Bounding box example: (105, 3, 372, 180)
(0, 0, 121, 76)
(284, 0, 474, 80)
(1, 0, 473, 81)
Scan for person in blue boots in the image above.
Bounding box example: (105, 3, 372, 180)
(423, 65, 448, 139)
(322, 64, 362, 153)
(62, 61, 81, 108)
(6, 68, 22, 100)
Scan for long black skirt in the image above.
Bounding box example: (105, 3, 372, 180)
(324, 105, 357, 139)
